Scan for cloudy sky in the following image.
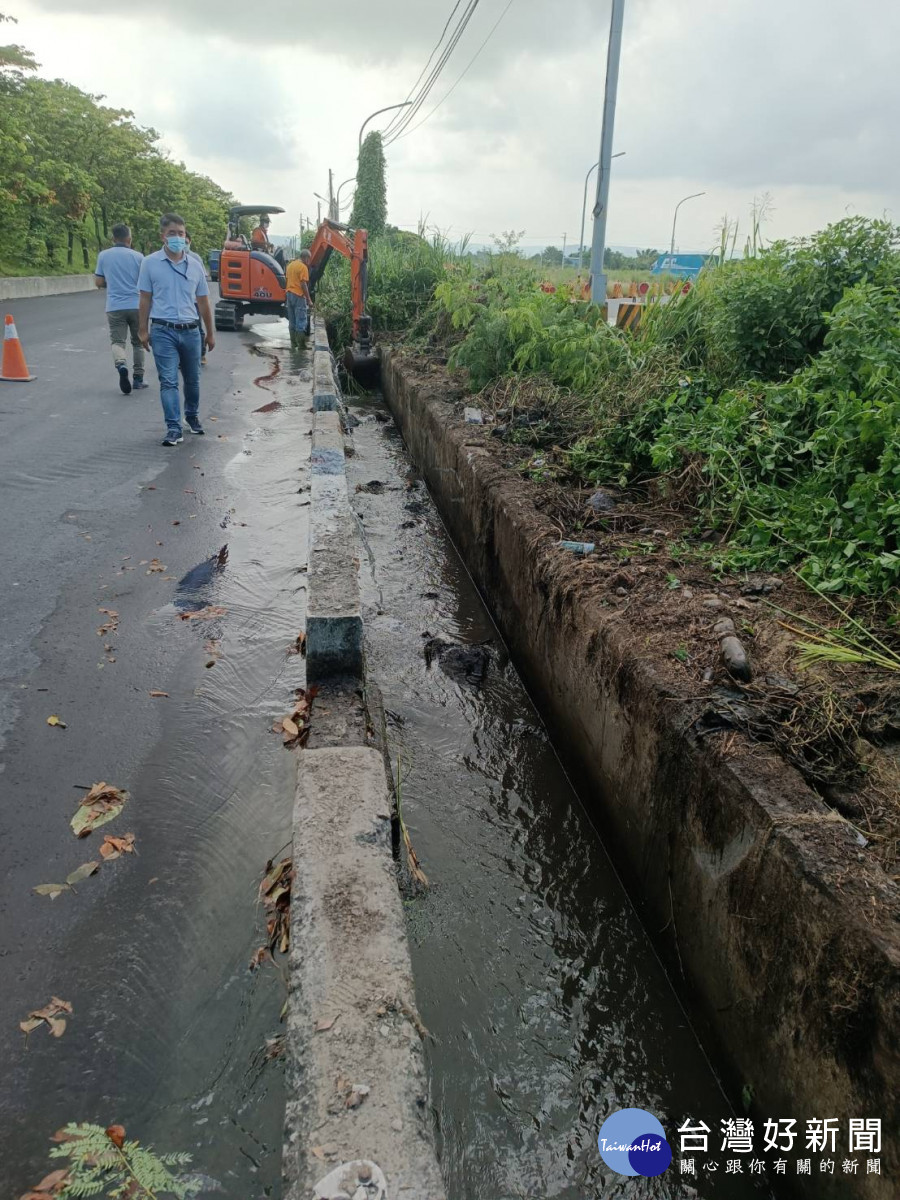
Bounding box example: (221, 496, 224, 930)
(8, 0, 899, 254)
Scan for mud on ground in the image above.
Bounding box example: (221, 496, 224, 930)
(389, 350, 900, 920)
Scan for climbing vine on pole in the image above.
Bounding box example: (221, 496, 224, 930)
(351, 132, 387, 237)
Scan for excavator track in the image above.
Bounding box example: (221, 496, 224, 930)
(214, 300, 244, 332)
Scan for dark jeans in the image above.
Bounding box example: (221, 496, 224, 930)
(150, 323, 201, 433)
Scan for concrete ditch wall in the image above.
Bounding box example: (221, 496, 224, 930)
(283, 322, 445, 1200)
(381, 347, 900, 1200)
(0, 274, 95, 300)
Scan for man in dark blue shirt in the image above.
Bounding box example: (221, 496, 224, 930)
(94, 223, 146, 394)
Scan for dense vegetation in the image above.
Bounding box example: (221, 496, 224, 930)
(350, 131, 387, 238)
(0, 14, 231, 274)
(324, 215, 900, 598)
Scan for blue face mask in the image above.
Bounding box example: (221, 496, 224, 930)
(165, 235, 187, 253)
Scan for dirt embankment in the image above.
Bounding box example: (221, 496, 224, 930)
(381, 346, 900, 1200)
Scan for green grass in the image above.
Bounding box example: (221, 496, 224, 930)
(0, 260, 94, 278)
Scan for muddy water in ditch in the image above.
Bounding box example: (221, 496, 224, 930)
(347, 395, 767, 1200)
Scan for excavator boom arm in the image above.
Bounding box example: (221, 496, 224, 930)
(307, 220, 371, 353)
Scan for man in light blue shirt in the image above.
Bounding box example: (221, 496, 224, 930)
(138, 212, 215, 446)
(94, 223, 146, 394)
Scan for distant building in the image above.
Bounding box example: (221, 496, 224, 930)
(650, 253, 710, 277)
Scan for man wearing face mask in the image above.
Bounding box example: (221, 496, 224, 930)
(138, 213, 215, 446)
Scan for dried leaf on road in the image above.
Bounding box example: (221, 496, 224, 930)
(46, 715, 66, 729)
(65, 861, 99, 887)
(105, 1125, 126, 1149)
(315, 1014, 340, 1033)
(20, 997, 72, 1040)
(71, 782, 128, 837)
(177, 605, 226, 621)
(99, 833, 135, 861)
(281, 717, 299, 739)
(29, 1167, 70, 1192)
(146, 559, 166, 574)
(97, 608, 119, 637)
(33, 884, 70, 899)
(148, 690, 168, 698)
(248, 946, 270, 971)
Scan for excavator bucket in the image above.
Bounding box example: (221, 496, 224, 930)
(343, 345, 381, 389)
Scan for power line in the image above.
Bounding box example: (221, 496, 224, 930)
(381, 0, 464, 140)
(383, 0, 482, 145)
(391, 0, 516, 144)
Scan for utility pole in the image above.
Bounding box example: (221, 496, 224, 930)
(670, 192, 706, 261)
(317, 199, 321, 225)
(562, 232, 567, 265)
(328, 169, 337, 222)
(589, 0, 625, 305)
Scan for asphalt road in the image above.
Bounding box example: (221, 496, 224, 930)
(0, 291, 313, 1195)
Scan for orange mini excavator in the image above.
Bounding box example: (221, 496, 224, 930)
(215, 205, 376, 381)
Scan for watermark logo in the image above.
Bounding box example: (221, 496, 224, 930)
(598, 1108, 673, 1178)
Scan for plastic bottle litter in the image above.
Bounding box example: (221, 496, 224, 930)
(559, 540, 595, 556)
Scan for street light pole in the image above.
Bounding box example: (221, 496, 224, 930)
(336, 176, 356, 215)
(580, 151, 624, 271)
(359, 101, 413, 148)
(669, 191, 706, 260)
(589, 0, 626, 304)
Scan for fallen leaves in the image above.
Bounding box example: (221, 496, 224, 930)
(250, 856, 293, 967)
(286, 631, 307, 657)
(19, 1166, 70, 1197)
(96, 608, 118, 637)
(46, 715, 66, 729)
(105, 1124, 126, 1149)
(274, 687, 317, 748)
(146, 558, 166, 574)
(99, 833, 135, 861)
(315, 1014, 340, 1033)
(20, 997, 72, 1040)
(148, 690, 168, 698)
(177, 605, 226, 621)
(71, 782, 129, 838)
(66, 861, 99, 886)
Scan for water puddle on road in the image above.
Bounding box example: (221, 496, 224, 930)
(1, 328, 312, 1199)
(346, 393, 769, 1200)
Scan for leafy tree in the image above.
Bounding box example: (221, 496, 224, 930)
(0, 21, 233, 273)
(540, 246, 564, 266)
(490, 229, 525, 255)
(350, 131, 387, 236)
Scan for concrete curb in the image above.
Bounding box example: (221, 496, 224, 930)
(283, 746, 445, 1200)
(0, 274, 96, 301)
(305, 319, 363, 683)
(284, 318, 445, 1198)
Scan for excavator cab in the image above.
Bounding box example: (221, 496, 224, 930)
(215, 205, 287, 331)
(215, 207, 379, 385)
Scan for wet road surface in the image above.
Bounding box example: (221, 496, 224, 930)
(346, 396, 768, 1200)
(0, 293, 310, 1195)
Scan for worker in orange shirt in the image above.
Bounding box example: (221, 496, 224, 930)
(285, 249, 312, 350)
(251, 215, 286, 268)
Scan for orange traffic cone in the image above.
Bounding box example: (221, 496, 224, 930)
(1, 313, 35, 381)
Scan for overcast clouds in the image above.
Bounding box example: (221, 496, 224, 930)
(10, 0, 899, 253)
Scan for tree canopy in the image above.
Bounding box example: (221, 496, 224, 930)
(0, 14, 233, 274)
(350, 132, 387, 237)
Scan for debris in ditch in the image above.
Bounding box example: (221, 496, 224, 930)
(313, 1159, 387, 1200)
(559, 539, 595, 556)
(345, 1083, 370, 1109)
(264, 1035, 285, 1061)
(464, 406, 483, 424)
(253, 399, 282, 413)
(286, 631, 307, 657)
(396, 760, 428, 888)
(20, 996, 72, 1040)
(255, 856, 293, 960)
(46, 714, 66, 729)
(276, 687, 317, 748)
(713, 616, 753, 682)
(589, 488, 617, 512)
(423, 637, 492, 687)
(146, 558, 166, 574)
(148, 689, 168, 698)
(70, 782, 129, 837)
(355, 479, 385, 494)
